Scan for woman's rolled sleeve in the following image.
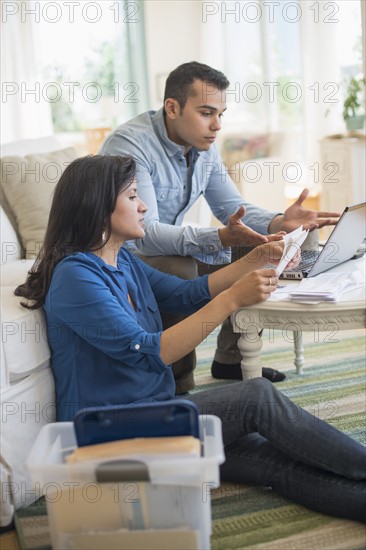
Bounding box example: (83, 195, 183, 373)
(128, 332, 170, 374)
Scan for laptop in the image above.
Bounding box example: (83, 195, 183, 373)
(280, 202, 366, 280)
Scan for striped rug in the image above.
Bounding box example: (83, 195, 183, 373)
(194, 328, 366, 550)
(14, 329, 366, 549)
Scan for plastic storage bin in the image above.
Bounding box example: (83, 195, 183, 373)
(27, 415, 224, 550)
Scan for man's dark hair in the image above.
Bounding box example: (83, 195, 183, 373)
(164, 61, 230, 109)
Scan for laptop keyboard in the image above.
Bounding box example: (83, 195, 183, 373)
(290, 250, 319, 272)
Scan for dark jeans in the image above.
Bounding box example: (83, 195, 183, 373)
(188, 378, 366, 523)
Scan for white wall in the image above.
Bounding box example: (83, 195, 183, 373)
(144, 1, 203, 108)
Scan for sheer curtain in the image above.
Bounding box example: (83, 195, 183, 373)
(123, 0, 150, 117)
(1, 1, 53, 143)
(1, 0, 150, 143)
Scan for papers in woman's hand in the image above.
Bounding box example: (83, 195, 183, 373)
(288, 271, 364, 303)
(276, 226, 309, 276)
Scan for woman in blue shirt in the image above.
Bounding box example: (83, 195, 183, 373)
(16, 155, 365, 523)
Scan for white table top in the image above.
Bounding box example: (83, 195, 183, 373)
(234, 256, 365, 315)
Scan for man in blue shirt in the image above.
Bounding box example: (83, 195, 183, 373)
(100, 61, 339, 393)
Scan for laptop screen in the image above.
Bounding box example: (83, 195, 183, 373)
(308, 202, 366, 277)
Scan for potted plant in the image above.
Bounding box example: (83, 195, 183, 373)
(342, 75, 365, 131)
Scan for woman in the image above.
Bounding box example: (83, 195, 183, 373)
(16, 155, 365, 523)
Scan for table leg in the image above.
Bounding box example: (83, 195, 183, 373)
(237, 327, 263, 380)
(294, 331, 305, 374)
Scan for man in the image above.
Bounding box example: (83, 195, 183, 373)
(100, 61, 339, 394)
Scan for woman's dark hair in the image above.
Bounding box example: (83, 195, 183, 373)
(15, 155, 136, 310)
(164, 61, 230, 110)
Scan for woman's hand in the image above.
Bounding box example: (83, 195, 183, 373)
(245, 239, 301, 272)
(226, 267, 278, 309)
(207, 238, 292, 300)
(245, 240, 285, 267)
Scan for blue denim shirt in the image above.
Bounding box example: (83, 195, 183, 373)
(44, 248, 211, 421)
(101, 108, 278, 264)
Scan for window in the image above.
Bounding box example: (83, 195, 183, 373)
(1, 0, 149, 142)
(33, 0, 149, 133)
(223, 2, 303, 133)
(216, 0, 364, 166)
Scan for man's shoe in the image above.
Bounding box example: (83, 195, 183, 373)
(262, 367, 286, 382)
(211, 361, 286, 382)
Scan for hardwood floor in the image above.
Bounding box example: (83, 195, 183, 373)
(0, 530, 20, 550)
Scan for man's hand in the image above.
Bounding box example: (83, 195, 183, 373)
(219, 206, 284, 248)
(269, 188, 341, 234)
(284, 248, 301, 270)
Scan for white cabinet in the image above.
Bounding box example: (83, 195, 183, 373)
(320, 137, 366, 213)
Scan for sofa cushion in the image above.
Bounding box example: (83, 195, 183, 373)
(1, 147, 77, 259)
(0, 136, 62, 157)
(1, 206, 21, 264)
(1, 286, 51, 383)
(0, 258, 35, 286)
(1, 261, 51, 384)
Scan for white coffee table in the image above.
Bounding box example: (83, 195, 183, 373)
(231, 257, 366, 379)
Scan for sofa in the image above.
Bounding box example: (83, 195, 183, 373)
(0, 137, 79, 526)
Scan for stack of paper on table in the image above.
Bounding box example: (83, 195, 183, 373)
(288, 271, 364, 303)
